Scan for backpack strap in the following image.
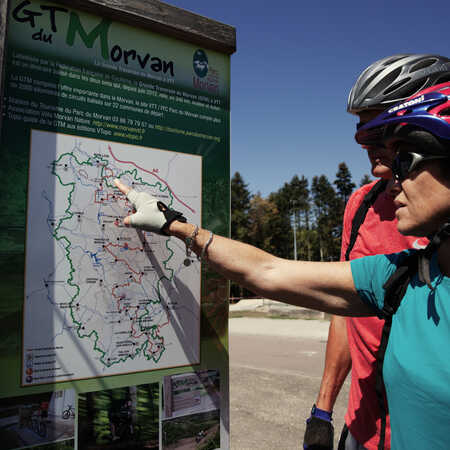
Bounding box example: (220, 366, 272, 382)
(376, 251, 420, 450)
(345, 179, 388, 261)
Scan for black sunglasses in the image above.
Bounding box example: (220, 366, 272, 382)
(392, 152, 448, 182)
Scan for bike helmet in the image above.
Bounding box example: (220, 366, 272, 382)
(355, 82, 450, 155)
(347, 54, 450, 114)
(355, 82, 450, 289)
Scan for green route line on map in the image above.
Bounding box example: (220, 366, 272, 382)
(50, 150, 177, 367)
(51, 152, 109, 362)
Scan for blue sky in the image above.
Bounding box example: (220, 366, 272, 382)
(168, 0, 450, 197)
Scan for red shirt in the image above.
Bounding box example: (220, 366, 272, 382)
(340, 180, 427, 450)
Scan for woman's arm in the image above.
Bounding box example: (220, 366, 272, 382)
(170, 221, 370, 316)
(115, 179, 374, 317)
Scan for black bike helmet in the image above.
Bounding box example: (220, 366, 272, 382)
(347, 54, 450, 114)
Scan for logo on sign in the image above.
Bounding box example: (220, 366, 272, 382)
(193, 49, 209, 78)
(192, 49, 219, 93)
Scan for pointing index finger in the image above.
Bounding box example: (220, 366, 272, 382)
(114, 178, 131, 196)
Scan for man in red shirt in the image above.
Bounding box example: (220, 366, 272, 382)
(303, 54, 450, 450)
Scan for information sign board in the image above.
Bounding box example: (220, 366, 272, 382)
(0, 1, 234, 448)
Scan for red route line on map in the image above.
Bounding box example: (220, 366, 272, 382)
(104, 167, 114, 178)
(93, 190, 123, 205)
(108, 145, 195, 214)
(103, 242, 169, 342)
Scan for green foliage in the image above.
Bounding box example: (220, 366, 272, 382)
(248, 193, 279, 254)
(78, 384, 159, 449)
(265, 174, 309, 259)
(231, 172, 251, 242)
(296, 228, 318, 261)
(311, 175, 342, 261)
(199, 428, 220, 449)
(360, 174, 373, 186)
(229, 163, 356, 270)
(230, 172, 252, 297)
(334, 162, 356, 205)
(204, 176, 229, 237)
(162, 410, 220, 446)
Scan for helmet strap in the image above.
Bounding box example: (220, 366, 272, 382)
(419, 221, 450, 289)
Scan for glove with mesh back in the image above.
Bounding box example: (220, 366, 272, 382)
(125, 189, 186, 235)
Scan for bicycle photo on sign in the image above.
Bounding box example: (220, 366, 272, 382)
(62, 404, 75, 420)
(0, 390, 75, 449)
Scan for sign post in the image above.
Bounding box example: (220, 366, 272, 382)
(0, 1, 235, 448)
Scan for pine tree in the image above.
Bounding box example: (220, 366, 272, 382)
(230, 172, 252, 298)
(360, 174, 372, 186)
(286, 175, 310, 260)
(266, 175, 310, 259)
(230, 172, 251, 242)
(311, 175, 341, 261)
(248, 193, 279, 254)
(334, 162, 356, 205)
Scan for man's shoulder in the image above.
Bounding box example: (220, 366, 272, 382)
(346, 180, 381, 211)
(349, 180, 379, 199)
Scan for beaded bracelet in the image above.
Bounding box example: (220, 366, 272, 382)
(184, 225, 199, 266)
(184, 226, 214, 265)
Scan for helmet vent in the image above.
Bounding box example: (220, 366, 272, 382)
(410, 58, 438, 72)
(383, 55, 407, 66)
(358, 69, 384, 96)
(383, 78, 410, 96)
(370, 67, 402, 95)
(438, 108, 450, 117)
(385, 79, 428, 99)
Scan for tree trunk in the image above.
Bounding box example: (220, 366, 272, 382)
(129, 386, 138, 425)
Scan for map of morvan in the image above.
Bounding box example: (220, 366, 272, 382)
(23, 130, 201, 385)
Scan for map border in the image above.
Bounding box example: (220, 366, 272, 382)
(21, 129, 203, 387)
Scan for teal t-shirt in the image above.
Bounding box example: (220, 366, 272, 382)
(351, 250, 450, 450)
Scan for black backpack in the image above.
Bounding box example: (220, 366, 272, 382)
(374, 251, 420, 450)
(344, 179, 388, 261)
(344, 178, 420, 450)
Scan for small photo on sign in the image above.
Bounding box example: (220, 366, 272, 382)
(162, 409, 220, 450)
(162, 369, 220, 420)
(0, 389, 75, 449)
(77, 383, 159, 449)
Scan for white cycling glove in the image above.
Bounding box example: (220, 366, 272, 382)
(126, 189, 186, 235)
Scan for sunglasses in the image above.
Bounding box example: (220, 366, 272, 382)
(392, 152, 448, 182)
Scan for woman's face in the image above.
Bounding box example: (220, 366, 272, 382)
(390, 142, 450, 237)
